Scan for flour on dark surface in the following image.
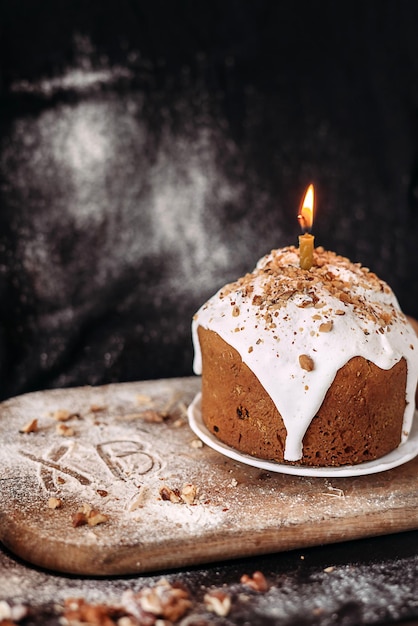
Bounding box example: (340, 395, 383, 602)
(2, 2, 418, 400)
(1, 535, 418, 625)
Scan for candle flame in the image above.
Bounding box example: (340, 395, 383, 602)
(298, 184, 314, 233)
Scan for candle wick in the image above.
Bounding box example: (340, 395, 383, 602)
(298, 214, 309, 233)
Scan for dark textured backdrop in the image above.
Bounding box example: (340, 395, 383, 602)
(1, 0, 418, 399)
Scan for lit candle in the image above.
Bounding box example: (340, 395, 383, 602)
(298, 183, 315, 270)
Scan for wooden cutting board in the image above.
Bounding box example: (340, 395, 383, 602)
(1, 376, 418, 576)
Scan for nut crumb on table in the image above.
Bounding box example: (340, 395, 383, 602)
(180, 483, 198, 504)
(121, 579, 192, 623)
(159, 484, 198, 505)
(48, 497, 63, 509)
(53, 572, 270, 624)
(56, 423, 75, 436)
(71, 503, 109, 528)
(240, 571, 269, 592)
(159, 485, 181, 503)
(204, 589, 232, 616)
(50, 409, 79, 422)
(19, 418, 38, 434)
(0, 601, 28, 625)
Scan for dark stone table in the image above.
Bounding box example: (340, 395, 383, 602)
(1, 532, 418, 624)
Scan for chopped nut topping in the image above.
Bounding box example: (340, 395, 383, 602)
(252, 294, 263, 306)
(319, 320, 333, 332)
(19, 418, 38, 434)
(299, 354, 314, 371)
(218, 246, 397, 338)
(339, 292, 351, 303)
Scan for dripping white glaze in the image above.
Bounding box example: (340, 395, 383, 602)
(192, 246, 418, 461)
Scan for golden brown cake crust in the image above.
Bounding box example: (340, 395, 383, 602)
(198, 326, 407, 467)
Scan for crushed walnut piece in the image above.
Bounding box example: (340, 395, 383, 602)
(240, 571, 269, 592)
(0, 601, 28, 624)
(159, 486, 181, 503)
(190, 438, 203, 449)
(121, 579, 192, 623)
(299, 354, 314, 371)
(87, 511, 109, 527)
(135, 393, 153, 406)
(159, 483, 198, 505)
(56, 423, 75, 437)
(19, 418, 38, 434)
(115, 410, 165, 423)
(89, 404, 107, 413)
(117, 618, 140, 626)
(71, 503, 109, 528)
(50, 409, 79, 422)
(61, 598, 121, 626)
(319, 320, 333, 332)
(204, 590, 232, 616)
(180, 483, 198, 505)
(71, 512, 88, 528)
(139, 410, 165, 423)
(48, 497, 63, 510)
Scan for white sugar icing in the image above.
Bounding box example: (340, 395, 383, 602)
(192, 246, 418, 461)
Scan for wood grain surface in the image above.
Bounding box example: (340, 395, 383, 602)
(1, 376, 418, 576)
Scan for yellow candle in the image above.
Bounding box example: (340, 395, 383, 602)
(298, 233, 315, 270)
(298, 183, 315, 270)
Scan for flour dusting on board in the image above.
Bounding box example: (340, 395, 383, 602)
(1, 377, 418, 576)
(0, 379, 227, 548)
